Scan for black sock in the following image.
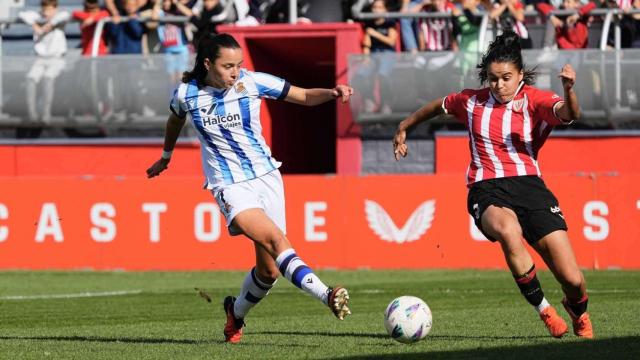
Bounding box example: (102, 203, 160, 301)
(514, 265, 544, 307)
(566, 296, 588, 317)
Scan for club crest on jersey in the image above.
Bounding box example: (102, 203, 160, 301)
(235, 82, 248, 95)
(512, 99, 525, 112)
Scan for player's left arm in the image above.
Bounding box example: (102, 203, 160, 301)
(284, 85, 354, 106)
(555, 64, 581, 122)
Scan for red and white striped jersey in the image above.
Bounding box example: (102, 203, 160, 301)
(616, 0, 632, 10)
(442, 84, 567, 186)
(419, 2, 456, 51)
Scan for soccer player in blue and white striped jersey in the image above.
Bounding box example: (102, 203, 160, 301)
(146, 33, 353, 343)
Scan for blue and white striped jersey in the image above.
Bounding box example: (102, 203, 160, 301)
(170, 69, 290, 189)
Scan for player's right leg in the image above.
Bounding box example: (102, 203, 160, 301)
(223, 244, 279, 343)
(480, 205, 568, 338)
(533, 230, 593, 338)
(232, 208, 351, 320)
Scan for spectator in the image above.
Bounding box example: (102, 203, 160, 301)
(418, 0, 458, 51)
(537, 0, 596, 49)
(106, 0, 146, 120)
(355, 0, 398, 113)
(263, 0, 312, 23)
(17, 0, 70, 138)
(73, 0, 111, 56)
(452, 0, 491, 86)
(622, 0, 640, 48)
(148, 0, 193, 85)
(139, 0, 162, 53)
(106, 0, 145, 54)
(619, 0, 640, 108)
(452, 0, 492, 53)
(604, 0, 640, 48)
(105, 0, 148, 22)
(190, 0, 225, 43)
(400, 0, 424, 54)
(490, 0, 532, 48)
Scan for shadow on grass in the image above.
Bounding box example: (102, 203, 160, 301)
(337, 336, 640, 360)
(0, 335, 217, 345)
(252, 330, 389, 339)
(252, 330, 547, 341)
(0, 335, 322, 348)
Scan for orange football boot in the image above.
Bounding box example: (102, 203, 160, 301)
(539, 306, 569, 338)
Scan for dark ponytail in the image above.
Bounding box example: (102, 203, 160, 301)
(477, 31, 537, 85)
(182, 33, 241, 86)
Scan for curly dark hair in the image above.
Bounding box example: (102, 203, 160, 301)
(477, 31, 537, 85)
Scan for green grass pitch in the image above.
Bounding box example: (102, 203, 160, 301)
(0, 270, 639, 359)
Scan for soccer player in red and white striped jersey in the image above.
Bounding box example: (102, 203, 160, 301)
(393, 31, 593, 339)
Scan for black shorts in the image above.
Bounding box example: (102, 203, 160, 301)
(467, 176, 568, 245)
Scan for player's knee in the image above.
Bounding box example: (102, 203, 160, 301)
(562, 270, 584, 290)
(256, 266, 279, 283)
(265, 233, 289, 254)
(490, 221, 521, 245)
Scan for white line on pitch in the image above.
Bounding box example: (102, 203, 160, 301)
(0, 290, 143, 301)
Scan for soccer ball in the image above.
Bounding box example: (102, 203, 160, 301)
(384, 296, 432, 344)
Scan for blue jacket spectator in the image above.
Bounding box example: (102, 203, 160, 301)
(107, 0, 145, 54)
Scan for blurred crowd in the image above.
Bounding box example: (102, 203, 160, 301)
(16, 0, 319, 58)
(5, 0, 640, 137)
(353, 0, 640, 54)
(351, 0, 640, 114)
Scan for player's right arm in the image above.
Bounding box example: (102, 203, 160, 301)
(393, 97, 444, 161)
(146, 113, 186, 178)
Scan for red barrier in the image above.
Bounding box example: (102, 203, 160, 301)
(1, 174, 638, 270)
(0, 144, 202, 177)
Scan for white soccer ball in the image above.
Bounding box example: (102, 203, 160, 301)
(384, 296, 432, 344)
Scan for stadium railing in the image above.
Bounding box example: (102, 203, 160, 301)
(349, 49, 640, 129)
(1, 2, 640, 135)
(351, 0, 640, 50)
(349, 0, 640, 128)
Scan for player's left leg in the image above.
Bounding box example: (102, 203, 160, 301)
(533, 230, 593, 338)
(223, 244, 278, 343)
(231, 209, 351, 320)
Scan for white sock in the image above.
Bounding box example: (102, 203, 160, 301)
(536, 297, 551, 314)
(233, 267, 276, 319)
(275, 248, 329, 305)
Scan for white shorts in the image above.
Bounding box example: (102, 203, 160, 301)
(27, 57, 66, 82)
(212, 170, 286, 236)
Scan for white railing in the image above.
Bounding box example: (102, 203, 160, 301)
(348, 49, 640, 126)
(88, 15, 190, 57)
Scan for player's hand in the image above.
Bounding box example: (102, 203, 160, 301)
(146, 158, 170, 178)
(112, 14, 121, 24)
(559, 64, 576, 91)
(566, 14, 579, 27)
(332, 84, 354, 103)
(393, 129, 408, 161)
